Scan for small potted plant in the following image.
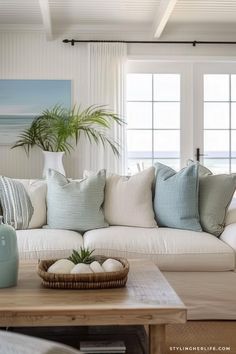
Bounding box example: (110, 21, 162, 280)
(12, 105, 123, 177)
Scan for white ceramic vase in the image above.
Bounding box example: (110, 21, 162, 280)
(42, 151, 65, 178)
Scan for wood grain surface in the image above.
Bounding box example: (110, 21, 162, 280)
(0, 259, 186, 354)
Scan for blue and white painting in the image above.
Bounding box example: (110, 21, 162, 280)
(0, 80, 71, 144)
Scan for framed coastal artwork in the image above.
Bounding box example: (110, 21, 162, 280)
(0, 80, 71, 145)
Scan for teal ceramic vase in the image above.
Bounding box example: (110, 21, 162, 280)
(0, 216, 19, 288)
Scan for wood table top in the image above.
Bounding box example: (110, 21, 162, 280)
(0, 259, 186, 327)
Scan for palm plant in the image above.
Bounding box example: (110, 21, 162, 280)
(12, 105, 124, 156)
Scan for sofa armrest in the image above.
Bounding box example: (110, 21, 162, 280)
(220, 223, 236, 251)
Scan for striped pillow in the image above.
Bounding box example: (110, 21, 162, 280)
(0, 176, 34, 230)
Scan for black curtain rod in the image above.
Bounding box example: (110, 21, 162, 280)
(63, 39, 236, 47)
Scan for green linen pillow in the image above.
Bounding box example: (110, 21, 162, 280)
(46, 169, 108, 232)
(197, 164, 236, 236)
(154, 163, 202, 231)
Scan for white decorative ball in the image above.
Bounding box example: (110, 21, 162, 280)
(70, 263, 93, 274)
(102, 258, 123, 272)
(47, 259, 75, 274)
(90, 261, 104, 273)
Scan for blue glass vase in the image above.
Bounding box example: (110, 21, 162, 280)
(0, 216, 19, 288)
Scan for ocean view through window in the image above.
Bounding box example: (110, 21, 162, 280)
(203, 74, 236, 174)
(127, 73, 181, 175)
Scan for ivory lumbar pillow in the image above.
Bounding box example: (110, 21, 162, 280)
(104, 167, 157, 228)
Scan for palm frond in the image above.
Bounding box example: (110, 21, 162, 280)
(12, 104, 124, 156)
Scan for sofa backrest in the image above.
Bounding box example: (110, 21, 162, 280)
(1, 178, 236, 230)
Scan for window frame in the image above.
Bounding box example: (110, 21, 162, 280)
(126, 61, 194, 171)
(194, 63, 236, 172)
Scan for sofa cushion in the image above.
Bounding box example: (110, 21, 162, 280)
(104, 167, 157, 228)
(0, 176, 34, 230)
(47, 169, 107, 232)
(16, 229, 83, 260)
(16, 179, 47, 228)
(84, 226, 235, 271)
(154, 163, 202, 232)
(190, 162, 236, 236)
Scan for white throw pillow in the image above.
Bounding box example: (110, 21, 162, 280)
(16, 179, 47, 228)
(104, 167, 157, 228)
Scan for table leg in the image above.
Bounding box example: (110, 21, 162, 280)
(144, 325, 149, 336)
(149, 324, 166, 354)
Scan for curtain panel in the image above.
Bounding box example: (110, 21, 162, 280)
(87, 42, 127, 174)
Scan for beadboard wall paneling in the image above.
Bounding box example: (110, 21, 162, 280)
(0, 31, 89, 178)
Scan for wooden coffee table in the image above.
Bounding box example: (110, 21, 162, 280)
(0, 259, 186, 354)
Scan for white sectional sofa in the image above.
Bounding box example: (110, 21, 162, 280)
(10, 179, 236, 321)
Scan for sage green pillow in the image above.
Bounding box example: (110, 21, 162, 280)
(154, 163, 202, 231)
(198, 164, 236, 236)
(46, 169, 108, 232)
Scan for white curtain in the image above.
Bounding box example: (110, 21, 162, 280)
(87, 42, 127, 174)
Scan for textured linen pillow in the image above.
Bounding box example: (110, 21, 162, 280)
(47, 169, 107, 232)
(154, 163, 202, 231)
(16, 179, 47, 228)
(0, 176, 34, 230)
(104, 167, 157, 227)
(197, 164, 236, 236)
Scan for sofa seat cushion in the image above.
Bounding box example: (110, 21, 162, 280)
(17, 229, 83, 260)
(84, 226, 235, 271)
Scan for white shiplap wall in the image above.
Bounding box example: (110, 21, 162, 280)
(2, 30, 236, 179)
(0, 31, 89, 178)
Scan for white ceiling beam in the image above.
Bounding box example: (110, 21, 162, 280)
(153, 0, 178, 38)
(38, 0, 52, 40)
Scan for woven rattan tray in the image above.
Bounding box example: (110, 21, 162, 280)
(38, 256, 129, 289)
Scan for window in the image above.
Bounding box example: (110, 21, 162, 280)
(126, 62, 236, 176)
(127, 73, 181, 175)
(203, 74, 236, 174)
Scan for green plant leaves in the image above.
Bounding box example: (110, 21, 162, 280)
(68, 247, 96, 265)
(12, 105, 124, 155)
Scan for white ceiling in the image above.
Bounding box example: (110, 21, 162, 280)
(0, 0, 41, 25)
(50, 0, 159, 25)
(0, 0, 236, 40)
(171, 0, 236, 23)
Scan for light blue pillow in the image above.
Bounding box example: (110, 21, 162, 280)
(46, 169, 108, 232)
(154, 163, 202, 232)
